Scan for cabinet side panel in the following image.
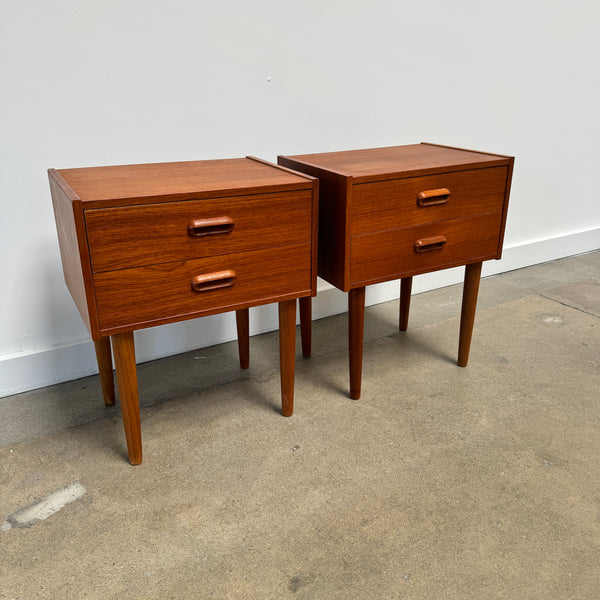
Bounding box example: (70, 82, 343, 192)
(310, 178, 319, 295)
(496, 157, 515, 259)
(278, 157, 349, 291)
(48, 170, 96, 337)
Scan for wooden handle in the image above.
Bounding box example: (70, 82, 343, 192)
(188, 216, 234, 237)
(191, 270, 236, 292)
(414, 236, 447, 253)
(417, 188, 450, 206)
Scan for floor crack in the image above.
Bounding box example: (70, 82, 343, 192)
(539, 293, 599, 318)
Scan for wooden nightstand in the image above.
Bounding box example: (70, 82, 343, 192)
(278, 143, 513, 399)
(49, 157, 318, 464)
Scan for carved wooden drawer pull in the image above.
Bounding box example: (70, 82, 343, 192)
(417, 188, 450, 206)
(191, 270, 237, 292)
(188, 216, 234, 237)
(414, 235, 447, 253)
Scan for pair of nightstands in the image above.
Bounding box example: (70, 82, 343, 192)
(50, 143, 513, 464)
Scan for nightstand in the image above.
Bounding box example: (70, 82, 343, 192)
(278, 143, 513, 399)
(49, 157, 318, 464)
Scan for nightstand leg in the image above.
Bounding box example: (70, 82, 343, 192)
(111, 332, 142, 466)
(458, 261, 483, 368)
(349, 286, 366, 400)
(299, 296, 312, 358)
(279, 299, 296, 417)
(399, 276, 413, 332)
(235, 308, 250, 369)
(94, 337, 115, 406)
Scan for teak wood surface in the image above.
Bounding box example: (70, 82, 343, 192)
(56, 158, 311, 207)
(85, 190, 313, 272)
(49, 157, 318, 464)
(279, 143, 514, 399)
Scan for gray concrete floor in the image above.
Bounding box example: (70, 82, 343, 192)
(1, 251, 599, 599)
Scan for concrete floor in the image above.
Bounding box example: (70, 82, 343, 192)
(1, 251, 599, 599)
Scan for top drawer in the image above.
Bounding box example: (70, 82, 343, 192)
(351, 166, 508, 236)
(85, 190, 313, 272)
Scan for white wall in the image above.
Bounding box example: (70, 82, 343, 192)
(1, 0, 599, 397)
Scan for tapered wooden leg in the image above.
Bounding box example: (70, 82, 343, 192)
(111, 332, 142, 465)
(458, 261, 483, 368)
(279, 299, 296, 417)
(399, 276, 413, 332)
(299, 296, 312, 358)
(349, 286, 366, 400)
(94, 337, 115, 406)
(235, 308, 250, 369)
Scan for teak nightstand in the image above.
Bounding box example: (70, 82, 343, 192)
(278, 143, 514, 399)
(49, 157, 318, 464)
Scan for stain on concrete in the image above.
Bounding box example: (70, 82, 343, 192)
(539, 314, 564, 325)
(536, 453, 568, 468)
(3, 481, 86, 529)
(288, 574, 313, 593)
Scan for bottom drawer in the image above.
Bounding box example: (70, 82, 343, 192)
(94, 243, 312, 333)
(350, 212, 502, 285)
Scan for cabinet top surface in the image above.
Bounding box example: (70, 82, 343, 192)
(281, 143, 511, 181)
(54, 157, 311, 203)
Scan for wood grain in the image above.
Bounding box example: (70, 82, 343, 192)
(278, 156, 351, 291)
(421, 142, 513, 159)
(399, 277, 413, 332)
(94, 243, 312, 334)
(279, 299, 296, 417)
(85, 190, 312, 272)
(496, 157, 515, 258)
(94, 338, 115, 406)
(350, 212, 502, 285)
(351, 167, 507, 235)
(57, 157, 312, 207)
(251, 155, 320, 294)
(349, 287, 365, 400)
(280, 144, 509, 184)
(458, 262, 483, 367)
(48, 170, 99, 337)
(111, 331, 142, 465)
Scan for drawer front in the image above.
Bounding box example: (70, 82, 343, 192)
(351, 166, 507, 236)
(85, 190, 313, 272)
(350, 212, 502, 285)
(94, 243, 311, 332)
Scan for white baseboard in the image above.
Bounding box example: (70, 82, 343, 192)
(1, 227, 598, 399)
